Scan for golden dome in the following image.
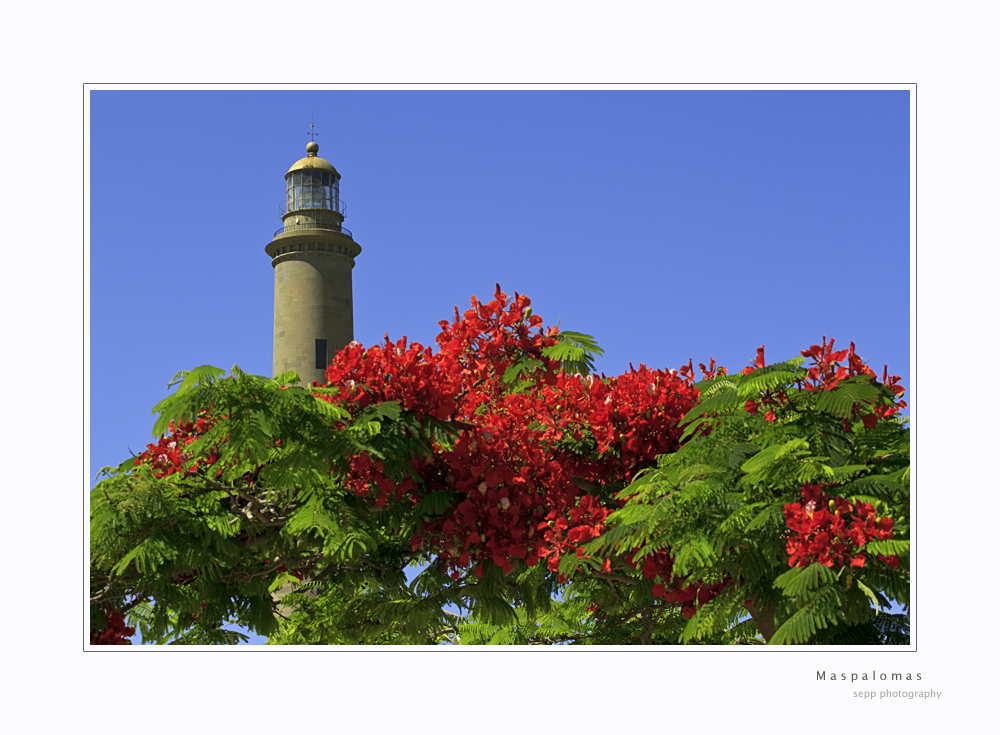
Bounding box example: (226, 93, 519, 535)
(286, 141, 340, 176)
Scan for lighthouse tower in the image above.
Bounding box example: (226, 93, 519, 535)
(265, 140, 361, 384)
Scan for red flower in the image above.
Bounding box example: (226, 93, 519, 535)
(784, 485, 900, 570)
(91, 605, 135, 645)
(878, 553, 901, 569)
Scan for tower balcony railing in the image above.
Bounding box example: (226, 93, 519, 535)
(279, 198, 347, 217)
(273, 221, 353, 239)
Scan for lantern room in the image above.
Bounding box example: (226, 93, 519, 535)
(280, 141, 345, 218)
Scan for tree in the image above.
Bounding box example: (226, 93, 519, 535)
(90, 286, 909, 645)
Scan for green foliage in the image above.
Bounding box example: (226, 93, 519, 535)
(577, 355, 909, 645)
(90, 366, 431, 644)
(91, 339, 908, 646)
(542, 330, 605, 376)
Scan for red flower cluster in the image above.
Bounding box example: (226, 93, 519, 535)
(626, 550, 734, 619)
(800, 337, 907, 429)
(321, 286, 701, 581)
(784, 484, 899, 569)
(679, 356, 729, 382)
(740, 340, 907, 430)
(742, 346, 782, 421)
(135, 413, 216, 478)
(534, 494, 612, 579)
(90, 605, 135, 645)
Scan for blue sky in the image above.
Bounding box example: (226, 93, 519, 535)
(88, 88, 911, 644)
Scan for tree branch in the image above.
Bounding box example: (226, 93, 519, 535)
(743, 600, 776, 643)
(592, 571, 639, 586)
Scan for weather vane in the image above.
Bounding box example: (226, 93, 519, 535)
(307, 112, 319, 142)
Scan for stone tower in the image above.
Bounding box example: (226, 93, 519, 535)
(265, 141, 361, 384)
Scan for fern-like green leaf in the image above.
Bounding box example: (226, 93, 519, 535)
(771, 585, 844, 644)
(542, 331, 604, 375)
(774, 563, 837, 597)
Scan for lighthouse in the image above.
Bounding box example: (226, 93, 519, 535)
(265, 140, 361, 384)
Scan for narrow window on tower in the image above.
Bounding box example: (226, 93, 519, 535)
(315, 339, 328, 369)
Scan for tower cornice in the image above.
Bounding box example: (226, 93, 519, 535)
(266, 229, 361, 261)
